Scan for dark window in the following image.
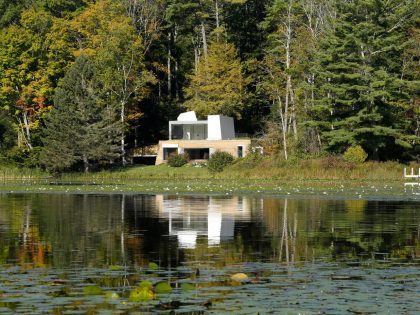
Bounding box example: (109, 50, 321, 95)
(184, 148, 210, 160)
(163, 148, 177, 160)
(171, 125, 183, 139)
(237, 146, 243, 158)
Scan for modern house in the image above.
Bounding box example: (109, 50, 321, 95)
(155, 111, 251, 165)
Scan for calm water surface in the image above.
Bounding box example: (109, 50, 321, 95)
(0, 193, 419, 314)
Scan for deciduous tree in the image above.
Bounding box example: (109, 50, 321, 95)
(184, 39, 245, 119)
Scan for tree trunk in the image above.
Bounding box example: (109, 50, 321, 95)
(201, 21, 208, 61)
(121, 101, 126, 165)
(283, 0, 293, 155)
(18, 113, 33, 150)
(278, 95, 288, 160)
(194, 45, 199, 74)
(167, 32, 172, 97)
(83, 154, 89, 173)
(215, 0, 220, 29)
(215, 0, 220, 42)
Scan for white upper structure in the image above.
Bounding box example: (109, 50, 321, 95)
(177, 111, 197, 121)
(169, 111, 235, 140)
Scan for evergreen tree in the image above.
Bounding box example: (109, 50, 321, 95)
(41, 55, 122, 173)
(312, 0, 418, 160)
(184, 39, 245, 119)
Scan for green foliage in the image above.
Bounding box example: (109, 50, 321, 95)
(311, 0, 419, 160)
(0, 0, 418, 168)
(4, 146, 42, 168)
(0, 112, 15, 153)
(343, 146, 368, 164)
(167, 152, 189, 167)
(0, 0, 25, 27)
(41, 55, 122, 173)
(208, 151, 234, 173)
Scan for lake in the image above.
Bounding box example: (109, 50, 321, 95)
(0, 193, 419, 314)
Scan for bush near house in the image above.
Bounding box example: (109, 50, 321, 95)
(208, 151, 234, 173)
(167, 152, 189, 167)
(343, 145, 368, 164)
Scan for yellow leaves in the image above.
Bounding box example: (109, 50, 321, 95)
(71, 0, 136, 55)
(74, 48, 96, 58)
(184, 41, 245, 119)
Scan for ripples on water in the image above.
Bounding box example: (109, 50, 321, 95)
(0, 194, 419, 314)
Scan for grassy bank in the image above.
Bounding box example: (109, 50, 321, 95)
(1, 156, 418, 182)
(58, 157, 415, 182)
(1, 157, 419, 200)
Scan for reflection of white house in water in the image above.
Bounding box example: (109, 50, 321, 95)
(154, 195, 254, 249)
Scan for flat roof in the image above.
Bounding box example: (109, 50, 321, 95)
(169, 120, 208, 125)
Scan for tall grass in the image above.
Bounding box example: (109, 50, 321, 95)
(0, 165, 47, 181)
(1, 156, 416, 184)
(223, 156, 409, 181)
(59, 157, 414, 183)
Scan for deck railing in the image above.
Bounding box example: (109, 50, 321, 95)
(404, 168, 420, 179)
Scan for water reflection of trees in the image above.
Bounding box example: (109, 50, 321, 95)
(260, 198, 420, 262)
(0, 194, 419, 269)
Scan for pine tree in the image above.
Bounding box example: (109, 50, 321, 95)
(184, 39, 245, 119)
(41, 55, 122, 173)
(312, 0, 418, 160)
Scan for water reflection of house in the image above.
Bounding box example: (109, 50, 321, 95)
(154, 195, 254, 248)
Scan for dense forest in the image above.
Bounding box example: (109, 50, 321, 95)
(0, 0, 418, 171)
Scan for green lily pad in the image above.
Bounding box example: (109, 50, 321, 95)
(129, 287, 155, 302)
(180, 283, 195, 291)
(83, 285, 102, 295)
(148, 262, 159, 270)
(155, 282, 172, 294)
(108, 265, 124, 271)
(105, 291, 120, 299)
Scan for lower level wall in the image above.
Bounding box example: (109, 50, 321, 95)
(155, 139, 251, 165)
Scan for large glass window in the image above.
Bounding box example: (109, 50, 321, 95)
(171, 124, 207, 140)
(171, 125, 183, 139)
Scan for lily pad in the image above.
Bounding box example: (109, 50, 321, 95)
(104, 291, 120, 300)
(155, 282, 172, 294)
(129, 287, 155, 302)
(83, 286, 102, 295)
(148, 262, 159, 270)
(180, 283, 195, 291)
(230, 273, 249, 282)
(108, 265, 124, 271)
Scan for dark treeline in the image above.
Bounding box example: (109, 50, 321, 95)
(0, 0, 418, 172)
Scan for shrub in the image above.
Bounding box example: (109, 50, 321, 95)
(4, 146, 42, 168)
(167, 152, 189, 167)
(343, 145, 368, 164)
(208, 151, 234, 173)
(320, 155, 345, 169)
